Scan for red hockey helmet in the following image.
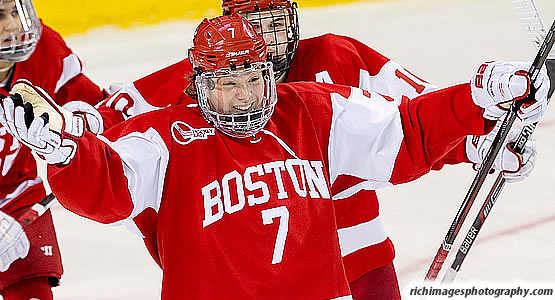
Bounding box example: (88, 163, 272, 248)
(189, 13, 267, 72)
(0, 0, 42, 62)
(221, 0, 299, 81)
(189, 14, 277, 138)
(221, 0, 293, 14)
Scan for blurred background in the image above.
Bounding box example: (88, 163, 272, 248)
(28, 0, 555, 298)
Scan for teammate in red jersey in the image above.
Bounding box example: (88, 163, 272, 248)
(0, 0, 105, 298)
(97, 1, 543, 298)
(0, 13, 549, 298)
(222, 1, 548, 297)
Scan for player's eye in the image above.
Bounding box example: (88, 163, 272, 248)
(250, 22, 262, 32)
(271, 21, 284, 29)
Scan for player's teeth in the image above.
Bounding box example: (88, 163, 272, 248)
(235, 103, 252, 111)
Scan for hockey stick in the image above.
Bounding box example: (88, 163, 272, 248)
(440, 1, 555, 284)
(17, 193, 57, 227)
(424, 17, 555, 283)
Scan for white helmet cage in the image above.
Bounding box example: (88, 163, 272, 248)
(241, 3, 299, 80)
(195, 61, 277, 138)
(0, 0, 42, 62)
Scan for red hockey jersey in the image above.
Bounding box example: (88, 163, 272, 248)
(98, 33, 471, 282)
(0, 22, 104, 213)
(49, 81, 492, 298)
(287, 34, 471, 281)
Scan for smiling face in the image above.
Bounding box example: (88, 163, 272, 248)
(194, 61, 277, 138)
(206, 70, 266, 114)
(190, 14, 277, 138)
(0, 0, 22, 71)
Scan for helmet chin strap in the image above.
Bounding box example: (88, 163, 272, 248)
(0, 64, 14, 72)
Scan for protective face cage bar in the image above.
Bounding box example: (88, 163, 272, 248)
(243, 3, 299, 80)
(195, 61, 278, 138)
(0, 0, 42, 62)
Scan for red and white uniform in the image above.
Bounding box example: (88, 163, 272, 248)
(50, 81, 492, 298)
(98, 33, 471, 283)
(0, 22, 104, 289)
(288, 33, 471, 282)
(97, 59, 194, 128)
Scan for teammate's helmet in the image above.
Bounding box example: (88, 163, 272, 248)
(0, 0, 42, 62)
(221, 0, 299, 80)
(189, 14, 277, 138)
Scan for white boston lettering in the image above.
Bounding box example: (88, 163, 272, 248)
(302, 160, 330, 199)
(263, 161, 288, 199)
(202, 159, 331, 227)
(284, 159, 307, 197)
(202, 180, 223, 227)
(222, 170, 246, 214)
(244, 165, 270, 206)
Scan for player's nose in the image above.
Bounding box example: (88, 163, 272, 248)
(234, 84, 250, 100)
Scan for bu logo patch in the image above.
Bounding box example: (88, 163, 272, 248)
(171, 121, 215, 145)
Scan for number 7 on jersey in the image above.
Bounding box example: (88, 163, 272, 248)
(261, 206, 289, 264)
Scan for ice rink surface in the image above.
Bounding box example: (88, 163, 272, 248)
(43, 0, 555, 298)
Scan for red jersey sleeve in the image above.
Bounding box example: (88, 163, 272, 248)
(289, 34, 470, 174)
(98, 59, 195, 131)
(47, 108, 175, 224)
(279, 82, 494, 195)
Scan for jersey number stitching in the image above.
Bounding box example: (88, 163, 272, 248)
(261, 206, 289, 264)
(394, 69, 426, 94)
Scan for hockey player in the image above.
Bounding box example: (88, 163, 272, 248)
(0, 0, 105, 298)
(221, 1, 549, 297)
(0, 14, 548, 298)
(98, 1, 543, 298)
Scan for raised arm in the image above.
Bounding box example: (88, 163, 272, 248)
(318, 61, 549, 194)
(0, 80, 171, 225)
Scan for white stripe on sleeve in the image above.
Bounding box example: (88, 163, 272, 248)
(55, 54, 83, 93)
(337, 216, 387, 257)
(98, 128, 169, 236)
(328, 87, 404, 190)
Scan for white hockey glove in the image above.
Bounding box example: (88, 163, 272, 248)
(0, 80, 85, 165)
(466, 122, 537, 183)
(470, 61, 549, 124)
(63, 101, 104, 135)
(0, 210, 30, 272)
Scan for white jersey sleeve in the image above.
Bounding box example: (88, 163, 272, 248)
(328, 87, 403, 190)
(97, 128, 169, 235)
